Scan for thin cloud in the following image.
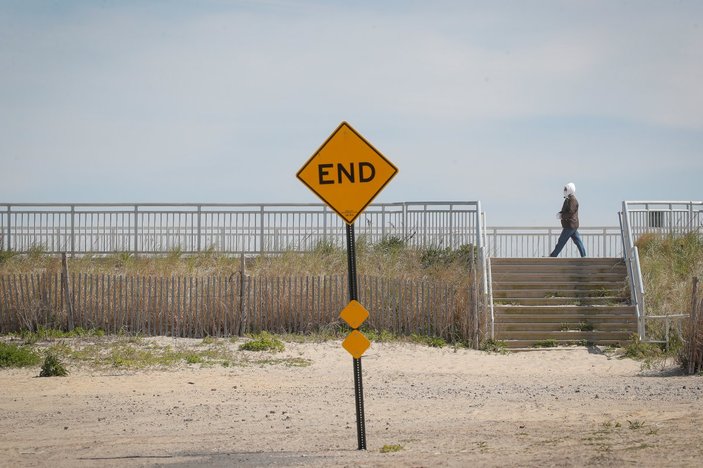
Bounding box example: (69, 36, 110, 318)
(1, 1, 701, 224)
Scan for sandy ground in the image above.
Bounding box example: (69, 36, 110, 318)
(1, 338, 703, 467)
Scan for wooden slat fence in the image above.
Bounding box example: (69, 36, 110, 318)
(0, 272, 484, 345)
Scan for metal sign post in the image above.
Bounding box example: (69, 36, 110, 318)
(345, 222, 366, 450)
(297, 121, 397, 451)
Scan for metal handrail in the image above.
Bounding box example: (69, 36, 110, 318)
(623, 201, 703, 238)
(0, 201, 483, 255)
(484, 226, 623, 258)
(621, 202, 646, 339)
(479, 211, 495, 340)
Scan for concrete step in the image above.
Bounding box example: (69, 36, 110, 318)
(491, 257, 624, 267)
(494, 305, 635, 315)
(493, 297, 629, 306)
(495, 313, 636, 323)
(495, 313, 636, 326)
(492, 289, 626, 299)
(495, 322, 637, 332)
(491, 270, 626, 283)
(492, 281, 626, 291)
(499, 338, 630, 348)
(492, 264, 627, 275)
(496, 330, 634, 342)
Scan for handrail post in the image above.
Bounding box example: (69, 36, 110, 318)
(476, 202, 483, 253)
(197, 205, 202, 252)
(381, 204, 386, 242)
(70, 205, 75, 257)
(477, 204, 494, 341)
(402, 202, 407, 244)
(448, 203, 454, 248)
(5, 205, 11, 252)
(423, 203, 428, 247)
(622, 201, 646, 340)
(260, 205, 265, 255)
(634, 245, 646, 339)
(133, 205, 138, 256)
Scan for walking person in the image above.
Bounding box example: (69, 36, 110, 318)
(550, 182, 587, 257)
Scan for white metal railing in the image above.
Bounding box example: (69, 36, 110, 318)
(620, 205, 646, 339)
(0, 202, 482, 255)
(622, 201, 702, 239)
(480, 212, 495, 340)
(621, 200, 703, 340)
(484, 226, 623, 258)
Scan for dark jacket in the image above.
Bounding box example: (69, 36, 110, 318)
(559, 195, 579, 229)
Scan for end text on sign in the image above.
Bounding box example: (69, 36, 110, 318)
(318, 162, 376, 185)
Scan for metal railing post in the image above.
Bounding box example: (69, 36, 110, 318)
(622, 201, 646, 340)
(476, 202, 485, 252)
(449, 203, 454, 248)
(133, 205, 138, 255)
(381, 204, 386, 241)
(423, 203, 428, 247)
(70, 205, 75, 257)
(260, 205, 265, 255)
(478, 206, 494, 341)
(197, 205, 202, 252)
(5, 205, 11, 251)
(403, 202, 408, 242)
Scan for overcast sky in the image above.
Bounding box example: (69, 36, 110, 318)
(1, 0, 701, 226)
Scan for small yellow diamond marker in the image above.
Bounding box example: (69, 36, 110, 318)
(339, 300, 369, 329)
(342, 330, 371, 359)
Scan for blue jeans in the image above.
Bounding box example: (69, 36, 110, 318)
(550, 228, 587, 257)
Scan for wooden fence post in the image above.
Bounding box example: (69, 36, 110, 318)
(689, 277, 700, 375)
(61, 253, 74, 330)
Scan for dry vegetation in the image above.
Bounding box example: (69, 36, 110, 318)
(0, 240, 483, 345)
(636, 232, 703, 373)
(636, 232, 703, 316)
(0, 238, 477, 287)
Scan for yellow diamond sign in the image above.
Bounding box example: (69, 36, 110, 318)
(297, 121, 398, 225)
(339, 300, 369, 329)
(342, 330, 371, 359)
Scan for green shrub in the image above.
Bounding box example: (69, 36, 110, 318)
(638, 232, 703, 318)
(420, 244, 477, 269)
(0, 250, 18, 263)
(375, 236, 406, 254)
(409, 334, 446, 348)
(532, 339, 558, 348)
(380, 444, 403, 453)
(185, 353, 204, 364)
(18, 327, 104, 344)
(0, 342, 41, 368)
(27, 244, 47, 261)
(363, 328, 396, 343)
(623, 334, 663, 361)
(480, 339, 508, 354)
(239, 332, 285, 352)
(39, 352, 68, 377)
(313, 240, 339, 255)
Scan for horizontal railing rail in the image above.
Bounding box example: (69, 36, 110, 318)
(484, 226, 623, 258)
(622, 201, 702, 239)
(0, 202, 482, 255)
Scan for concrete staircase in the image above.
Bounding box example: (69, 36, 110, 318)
(491, 258, 636, 348)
